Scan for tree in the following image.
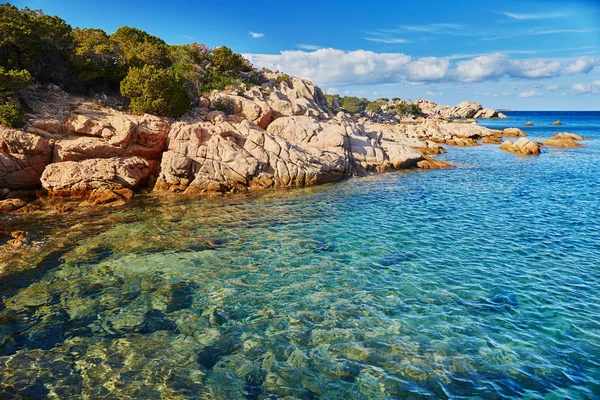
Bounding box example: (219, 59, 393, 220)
(397, 103, 422, 117)
(169, 43, 211, 96)
(209, 46, 251, 77)
(340, 96, 369, 114)
(111, 26, 170, 69)
(0, 67, 34, 94)
(0, 102, 25, 128)
(120, 65, 191, 117)
(71, 28, 126, 87)
(0, 4, 73, 84)
(365, 102, 382, 114)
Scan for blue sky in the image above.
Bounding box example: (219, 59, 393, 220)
(11, 0, 600, 109)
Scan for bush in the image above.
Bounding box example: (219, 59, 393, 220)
(120, 65, 191, 117)
(202, 76, 238, 93)
(276, 73, 290, 84)
(111, 26, 170, 69)
(365, 102, 382, 114)
(0, 67, 34, 93)
(209, 46, 251, 77)
(397, 103, 422, 117)
(213, 96, 235, 115)
(0, 4, 73, 84)
(169, 43, 210, 96)
(0, 102, 26, 127)
(70, 28, 126, 86)
(340, 96, 369, 114)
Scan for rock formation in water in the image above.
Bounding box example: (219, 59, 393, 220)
(499, 138, 541, 155)
(1, 76, 516, 209)
(543, 133, 584, 148)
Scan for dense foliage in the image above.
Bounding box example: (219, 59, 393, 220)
(120, 65, 191, 117)
(397, 103, 422, 117)
(0, 3, 265, 120)
(212, 96, 235, 115)
(365, 102, 382, 114)
(0, 102, 25, 128)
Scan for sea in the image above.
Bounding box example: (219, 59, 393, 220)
(0, 111, 598, 399)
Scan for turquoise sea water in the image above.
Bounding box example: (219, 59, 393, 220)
(0, 112, 599, 399)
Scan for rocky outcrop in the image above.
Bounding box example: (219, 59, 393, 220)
(0, 128, 54, 189)
(552, 120, 562, 126)
(499, 138, 541, 155)
(1, 78, 527, 205)
(543, 133, 584, 148)
(53, 104, 170, 162)
(503, 128, 527, 137)
(415, 99, 508, 120)
(41, 156, 155, 197)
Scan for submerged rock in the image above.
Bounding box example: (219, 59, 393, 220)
(543, 133, 585, 148)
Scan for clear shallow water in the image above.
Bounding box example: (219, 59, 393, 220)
(0, 112, 599, 399)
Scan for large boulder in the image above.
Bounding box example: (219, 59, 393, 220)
(499, 138, 541, 155)
(53, 104, 170, 162)
(0, 128, 54, 189)
(41, 156, 155, 197)
(543, 133, 584, 148)
(155, 117, 347, 194)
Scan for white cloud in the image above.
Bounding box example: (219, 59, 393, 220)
(243, 49, 600, 86)
(398, 23, 468, 36)
(249, 31, 264, 39)
(565, 56, 597, 74)
(520, 91, 542, 98)
(364, 37, 409, 44)
(536, 29, 597, 35)
(545, 85, 559, 91)
(571, 81, 600, 94)
(326, 87, 339, 94)
(423, 91, 442, 97)
(502, 11, 568, 20)
(298, 44, 321, 50)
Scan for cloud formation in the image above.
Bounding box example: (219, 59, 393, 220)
(244, 49, 599, 86)
(520, 91, 542, 98)
(249, 31, 264, 39)
(364, 37, 409, 44)
(501, 11, 567, 20)
(572, 81, 600, 94)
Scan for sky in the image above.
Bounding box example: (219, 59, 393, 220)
(10, 0, 600, 110)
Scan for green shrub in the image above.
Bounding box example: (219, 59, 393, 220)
(365, 102, 382, 114)
(397, 103, 422, 117)
(209, 46, 251, 77)
(120, 65, 190, 117)
(70, 28, 126, 85)
(392, 97, 401, 102)
(0, 102, 26, 127)
(340, 96, 369, 114)
(169, 43, 211, 96)
(0, 4, 73, 84)
(202, 76, 238, 93)
(111, 26, 170, 69)
(0, 67, 34, 93)
(213, 97, 235, 115)
(276, 73, 290, 84)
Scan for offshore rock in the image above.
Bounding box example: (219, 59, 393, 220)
(543, 133, 584, 148)
(499, 138, 541, 155)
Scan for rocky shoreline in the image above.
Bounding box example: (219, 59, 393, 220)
(0, 75, 549, 217)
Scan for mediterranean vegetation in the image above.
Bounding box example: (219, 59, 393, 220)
(0, 3, 257, 120)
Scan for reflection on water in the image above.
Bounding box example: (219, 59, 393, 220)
(1, 112, 600, 399)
